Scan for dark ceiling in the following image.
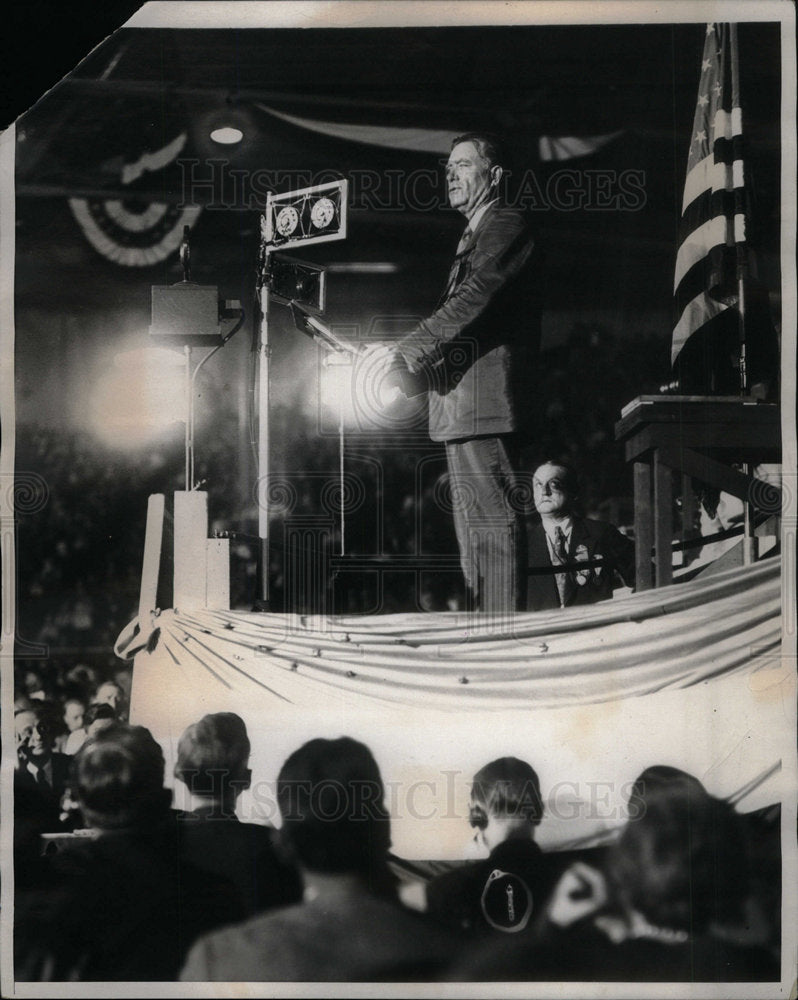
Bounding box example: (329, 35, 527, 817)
(9, 14, 784, 339)
(14, 20, 781, 197)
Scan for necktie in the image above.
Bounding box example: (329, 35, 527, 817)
(553, 527, 575, 606)
(455, 226, 473, 255)
(32, 765, 50, 788)
(438, 228, 474, 306)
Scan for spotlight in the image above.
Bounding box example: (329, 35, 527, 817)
(209, 125, 244, 146)
(197, 102, 255, 153)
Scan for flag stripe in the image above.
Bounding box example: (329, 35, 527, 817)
(672, 21, 748, 367)
(682, 138, 745, 212)
(672, 291, 729, 364)
(713, 108, 743, 139)
(679, 187, 743, 245)
(674, 215, 731, 290)
(674, 242, 743, 321)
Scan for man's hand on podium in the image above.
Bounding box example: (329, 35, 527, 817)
(360, 344, 425, 403)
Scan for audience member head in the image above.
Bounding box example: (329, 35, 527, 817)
(83, 701, 117, 739)
(22, 668, 47, 701)
(174, 712, 252, 809)
(608, 768, 748, 934)
(15, 704, 57, 765)
(93, 680, 124, 715)
(113, 667, 133, 700)
(469, 757, 544, 849)
(63, 697, 87, 734)
(65, 663, 99, 701)
(72, 723, 170, 831)
(14, 693, 33, 713)
(277, 737, 392, 888)
(625, 765, 710, 819)
(532, 461, 579, 520)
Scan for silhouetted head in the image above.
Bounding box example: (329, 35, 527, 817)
(83, 701, 117, 739)
(277, 736, 392, 882)
(610, 768, 747, 932)
(72, 723, 170, 830)
(175, 712, 252, 803)
(469, 757, 543, 849)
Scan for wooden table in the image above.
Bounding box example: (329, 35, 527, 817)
(615, 396, 781, 590)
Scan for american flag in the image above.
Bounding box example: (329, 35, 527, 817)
(672, 23, 748, 369)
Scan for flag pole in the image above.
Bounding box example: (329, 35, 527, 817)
(729, 23, 749, 396)
(255, 246, 272, 610)
(729, 22, 756, 563)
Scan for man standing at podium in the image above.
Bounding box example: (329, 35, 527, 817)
(371, 133, 542, 612)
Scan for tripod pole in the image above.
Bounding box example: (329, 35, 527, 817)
(184, 345, 192, 491)
(256, 257, 271, 608)
(339, 389, 346, 556)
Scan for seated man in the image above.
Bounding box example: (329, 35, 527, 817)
(426, 757, 557, 936)
(15, 723, 243, 982)
(174, 712, 302, 916)
(181, 736, 459, 982)
(14, 704, 75, 895)
(527, 460, 635, 611)
(14, 705, 72, 825)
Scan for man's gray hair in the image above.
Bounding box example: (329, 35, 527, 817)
(450, 132, 507, 171)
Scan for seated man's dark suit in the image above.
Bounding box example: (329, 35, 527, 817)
(426, 839, 558, 937)
(15, 751, 72, 801)
(14, 751, 73, 831)
(176, 806, 303, 917)
(526, 516, 635, 612)
(15, 812, 244, 981)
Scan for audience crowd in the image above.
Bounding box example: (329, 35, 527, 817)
(11, 322, 779, 983)
(15, 324, 654, 644)
(14, 711, 781, 984)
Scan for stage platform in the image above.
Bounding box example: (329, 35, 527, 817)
(122, 556, 787, 861)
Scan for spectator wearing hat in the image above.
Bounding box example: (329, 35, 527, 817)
(426, 757, 557, 937)
(174, 712, 302, 917)
(181, 736, 459, 982)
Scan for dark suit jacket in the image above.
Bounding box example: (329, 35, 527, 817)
(14, 752, 73, 829)
(426, 839, 558, 937)
(14, 752, 72, 798)
(455, 919, 780, 982)
(397, 203, 542, 442)
(176, 806, 303, 917)
(15, 812, 244, 982)
(526, 516, 636, 612)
